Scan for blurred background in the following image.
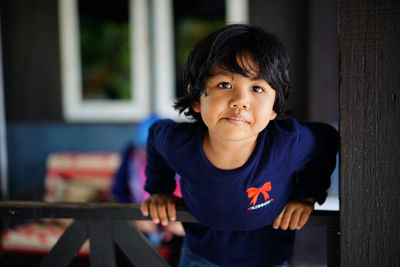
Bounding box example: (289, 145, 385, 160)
(0, 0, 338, 266)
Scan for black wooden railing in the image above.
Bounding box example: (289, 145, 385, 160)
(0, 201, 340, 267)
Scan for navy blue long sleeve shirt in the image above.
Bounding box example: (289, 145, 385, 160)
(145, 119, 338, 266)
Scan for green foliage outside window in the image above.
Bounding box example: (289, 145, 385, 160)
(80, 17, 131, 100)
(176, 18, 225, 71)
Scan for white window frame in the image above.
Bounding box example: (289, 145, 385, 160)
(153, 0, 249, 120)
(59, 0, 150, 122)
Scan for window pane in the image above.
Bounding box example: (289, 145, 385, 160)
(78, 0, 131, 101)
(173, 0, 225, 98)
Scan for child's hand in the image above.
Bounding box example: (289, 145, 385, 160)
(272, 198, 315, 231)
(140, 193, 181, 226)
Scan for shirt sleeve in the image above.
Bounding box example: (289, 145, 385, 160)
(144, 120, 177, 195)
(291, 122, 339, 204)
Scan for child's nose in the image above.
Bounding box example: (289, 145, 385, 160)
(229, 90, 250, 110)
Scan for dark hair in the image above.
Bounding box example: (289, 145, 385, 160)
(174, 24, 290, 121)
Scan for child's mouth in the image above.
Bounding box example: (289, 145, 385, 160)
(225, 116, 248, 125)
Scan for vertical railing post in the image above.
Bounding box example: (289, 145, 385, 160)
(39, 220, 88, 267)
(326, 226, 340, 267)
(89, 220, 116, 267)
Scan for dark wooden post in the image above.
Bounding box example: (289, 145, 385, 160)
(339, 1, 400, 266)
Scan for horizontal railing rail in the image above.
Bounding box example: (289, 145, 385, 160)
(0, 201, 340, 267)
(0, 201, 338, 225)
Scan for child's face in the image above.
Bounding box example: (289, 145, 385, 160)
(192, 56, 277, 143)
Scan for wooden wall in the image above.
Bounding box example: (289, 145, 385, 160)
(0, 1, 137, 197)
(250, 0, 309, 120)
(250, 0, 338, 124)
(0, 0, 63, 122)
(339, 0, 400, 265)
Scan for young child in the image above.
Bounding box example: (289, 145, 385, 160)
(141, 24, 338, 267)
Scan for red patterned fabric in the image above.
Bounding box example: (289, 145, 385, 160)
(2, 152, 121, 256)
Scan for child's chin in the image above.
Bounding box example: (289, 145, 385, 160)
(218, 131, 255, 142)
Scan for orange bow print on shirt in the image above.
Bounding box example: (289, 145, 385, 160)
(247, 182, 271, 206)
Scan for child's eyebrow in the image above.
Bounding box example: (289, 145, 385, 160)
(250, 75, 266, 81)
(209, 68, 265, 82)
(209, 70, 234, 78)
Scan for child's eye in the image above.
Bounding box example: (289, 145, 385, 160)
(252, 86, 264, 93)
(218, 82, 232, 89)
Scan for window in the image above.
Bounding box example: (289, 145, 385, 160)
(59, 0, 248, 122)
(59, 0, 150, 122)
(152, 0, 248, 119)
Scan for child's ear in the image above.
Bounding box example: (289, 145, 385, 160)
(270, 110, 277, 120)
(192, 102, 200, 113)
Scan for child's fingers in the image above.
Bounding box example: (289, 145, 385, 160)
(167, 200, 176, 222)
(149, 200, 161, 224)
(140, 199, 150, 217)
(157, 201, 170, 226)
(141, 194, 179, 225)
(297, 209, 312, 229)
(279, 205, 295, 230)
(289, 209, 301, 230)
(272, 206, 286, 229)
